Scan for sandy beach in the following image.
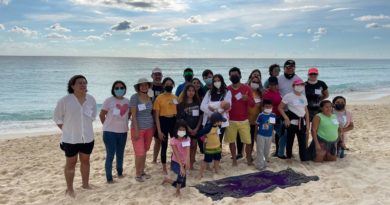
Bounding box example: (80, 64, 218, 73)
(1, 97, 390, 205)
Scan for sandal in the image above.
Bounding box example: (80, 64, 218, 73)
(135, 176, 144, 182)
(142, 173, 151, 180)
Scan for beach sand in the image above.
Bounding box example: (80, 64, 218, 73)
(1, 98, 390, 205)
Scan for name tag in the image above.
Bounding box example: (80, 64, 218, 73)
(113, 108, 120, 116)
(315, 89, 322, 95)
(254, 97, 261, 103)
(217, 128, 221, 135)
(235, 92, 242, 100)
(182, 140, 190, 147)
(138, 104, 146, 111)
(192, 109, 199, 116)
(269, 117, 276, 124)
(332, 119, 339, 125)
(172, 99, 178, 105)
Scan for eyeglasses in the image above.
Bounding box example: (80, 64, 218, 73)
(115, 87, 125, 90)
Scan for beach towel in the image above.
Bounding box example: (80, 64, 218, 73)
(194, 168, 319, 201)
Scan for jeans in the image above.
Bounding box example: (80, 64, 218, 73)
(171, 161, 186, 188)
(277, 123, 287, 157)
(103, 131, 127, 181)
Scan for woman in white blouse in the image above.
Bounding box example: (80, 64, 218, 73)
(54, 75, 97, 198)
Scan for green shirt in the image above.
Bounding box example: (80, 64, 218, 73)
(317, 113, 339, 142)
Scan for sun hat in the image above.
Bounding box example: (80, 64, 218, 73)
(134, 78, 152, 91)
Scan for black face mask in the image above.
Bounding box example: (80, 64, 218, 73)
(230, 75, 240, 84)
(284, 73, 295, 79)
(334, 104, 345, 111)
(184, 75, 193, 82)
(164, 85, 173, 93)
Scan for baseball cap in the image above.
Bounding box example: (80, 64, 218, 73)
(284, 59, 295, 68)
(152, 67, 162, 74)
(308, 67, 319, 75)
(293, 79, 305, 85)
(210, 112, 227, 124)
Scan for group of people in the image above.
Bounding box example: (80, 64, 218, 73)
(53, 60, 354, 197)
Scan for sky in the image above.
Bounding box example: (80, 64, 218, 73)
(0, 0, 389, 58)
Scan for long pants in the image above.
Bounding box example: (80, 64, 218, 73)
(255, 135, 272, 169)
(103, 131, 127, 181)
(159, 116, 176, 164)
(286, 124, 307, 161)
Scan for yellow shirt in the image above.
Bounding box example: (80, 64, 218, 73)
(248, 91, 262, 125)
(153, 93, 178, 117)
(205, 127, 221, 151)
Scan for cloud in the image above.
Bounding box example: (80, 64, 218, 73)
(152, 28, 181, 41)
(81, 29, 95, 32)
(286, 33, 294, 37)
(101, 32, 112, 38)
(111, 20, 132, 31)
(47, 23, 71, 32)
(221, 38, 232, 43)
(187, 15, 202, 24)
(131, 25, 151, 32)
(220, 5, 228, 9)
(354, 14, 390, 22)
(278, 33, 284, 37)
(0, 24, 4, 30)
(365, 23, 380, 29)
(25, 13, 74, 22)
(271, 5, 319, 12)
(0, 0, 10, 5)
(251, 33, 262, 38)
(278, 33, 293, 37)
(86, 35, 103, 41)
(314, 27, 327, 35)
(46, 33, 70, 40)
(329, 7, 352, 12)
(138, 42, 154, 47)
(234, 36, 248, 40)
(251, 24, 263, 28)
(307, 28, 311, 34)
(10, 26, 38, 38)
(70, 0, 187, 12)
(311, 27, 327, 42)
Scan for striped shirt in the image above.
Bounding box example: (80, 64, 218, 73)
(130, 94, 154, 129)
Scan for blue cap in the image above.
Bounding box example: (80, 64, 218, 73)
(210, 112, 227, 124)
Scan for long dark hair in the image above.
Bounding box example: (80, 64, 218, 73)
(332, 96, 346, 104)
(210, 74, 227, 96)
(247, 69, 262, 84)
(67, 75, 87, 94)
(179, 84, 200, 105)
(111, 80, 127, 97)
(248, 76, 263, 96)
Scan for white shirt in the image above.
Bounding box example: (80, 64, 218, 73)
(278, 74, 302, 97)
(282, 92, 308, 117)
(53, 94, 97, 144)
(200, 90, 232, 127)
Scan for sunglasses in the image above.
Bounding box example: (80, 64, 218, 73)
(184, 71, 193, 76)
(115, 87, 125, 90)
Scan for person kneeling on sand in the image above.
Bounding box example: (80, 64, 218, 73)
(197, 112, 226, 179)
(53, 75, 97, 198)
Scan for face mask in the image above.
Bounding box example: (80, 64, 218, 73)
(164, 85, 173, 93)
(230, 75, 240, 84)
(177, 130, 186, 138)
(334, 104, 345, 111)
(147, 89, 154, 97)
(284, 73, 295, 79)
(294, 86, 305, 93)
(264, 108, 273, 114)
(114, 89, 125, 97)
(214, 81, 221, 89)
(185, 75, 193, 82)
(204, 78, 213, 86)
(250, 82, 259, 90)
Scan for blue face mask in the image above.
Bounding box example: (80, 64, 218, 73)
(114, 89, 125, 97)
(204, 78, 213, 86)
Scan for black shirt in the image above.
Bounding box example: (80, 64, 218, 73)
(151, 84, 163, 102)
(305, 80, 328, 111)
(177, 102, 202, 130)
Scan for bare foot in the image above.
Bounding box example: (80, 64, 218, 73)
(81, 184, 93, 190)
(175, 191, 181, 197)
(161, 177, 170, 185)
(197, 175, 203, 180)
(232, 160, 238, 167)
(152, 160, 157, 164)
(107, 180, 115, 184)
(65, 189, 76, 198)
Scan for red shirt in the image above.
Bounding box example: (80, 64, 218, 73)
(263, 89, 282, 117)
(227, 84, 255, 121)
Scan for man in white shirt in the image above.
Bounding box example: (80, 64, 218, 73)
(53, 75, 97, 198)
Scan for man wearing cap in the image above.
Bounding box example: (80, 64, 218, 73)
(278, 79, 310, 161)
(278, 60, 302, 97)
(305, 67, 329, 121)
(175, 68, 194, 96)
(151, 67, 164, 163)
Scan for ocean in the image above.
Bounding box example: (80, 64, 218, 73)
(1, 56, 390, 137)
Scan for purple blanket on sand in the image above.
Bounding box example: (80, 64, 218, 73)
(194, 168, 319, 201)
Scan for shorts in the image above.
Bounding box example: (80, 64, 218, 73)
(204, 152, 222, 163)
(60, 141, 94, 157)
(131, 128, 154, 156)
(224, 120, 251, 144)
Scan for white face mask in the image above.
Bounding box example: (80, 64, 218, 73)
(250, 82, 260, 90)
(177, 131, 186, 138)
(214, 81, 221, 89)
(264, 108, 273, 113)
(294, 86, 305, 93)
(147, 89, 154, 97)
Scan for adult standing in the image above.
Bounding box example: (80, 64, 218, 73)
(53, 75, 97, 198)
(151, 67, 164, 164)
(225, 67, 255, 166)
(130, 78, 154, 182)
(99, 81, 130, 183)
(175, 68, 194, 96)
(201, 69, 214, 94)
(305, 67, 329, 121)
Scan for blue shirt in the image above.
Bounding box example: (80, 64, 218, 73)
(256, 112, 276, 137)
(175, 82, 186, 96)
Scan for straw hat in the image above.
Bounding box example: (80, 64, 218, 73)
(134, 78, 152, 92)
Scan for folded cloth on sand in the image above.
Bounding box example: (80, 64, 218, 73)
(194, 168, 319, 201)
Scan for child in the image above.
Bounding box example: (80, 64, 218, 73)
(332, 96, 354, 158)
(162, 120, 191, 197)
(197, 112, 226, 179)
(255, 99, 276, 170)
